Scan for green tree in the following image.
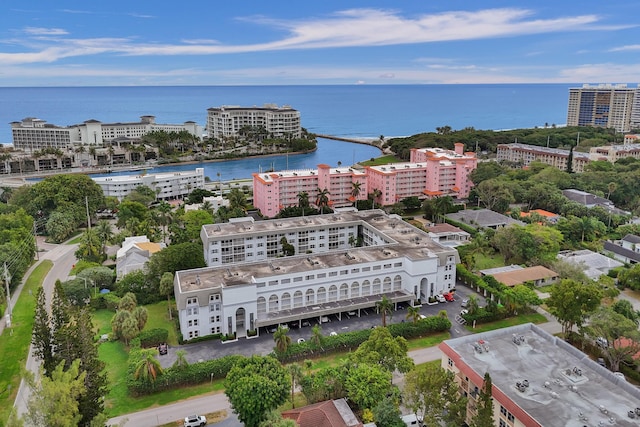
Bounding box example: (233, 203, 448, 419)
(350, 327, 414, 375)
(311, 324, 324, 349)
(145, 241, 206, 290)
(586, 307, 640, 371)
(546, 279, 603, 336)
(502, 285, 541, 315)
(274, 325, 292, 354)
(32, 287, 55, 376)
(172, 350, 189, 370)
(351, 181, 362, 209)
(94, 220, 113, 256)
(181, 209, 214, 242)
(297, 191, 310, 209)
(75, 228, 102, 263)
(345, 363, 393, 410)
(258, 410, 298, 427)
(403, 363, 467, 427)
(372, 396, 405, 427)
(376, 295, 394, 327)
(25, 359, 86, 427)
(611, 299, 639, 324)
(406, 305, 421, 324)
(45, 210, 77, 243)
(227, 188, 247, 212)
(287, 363, 304, 409)
(132, 305, 148, 331)
(475, 179, 514, 213)
(116, 200, 149, 229)
(124, 185, 156, 206)
(471, 373, 495, 427)
(159, 272, 175, 319)
(133, 349, 163, 383)
(225, 355, 290, 427)
(315, 188, 330, 214)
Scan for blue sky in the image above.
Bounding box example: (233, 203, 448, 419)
(1, 1, 639, 86)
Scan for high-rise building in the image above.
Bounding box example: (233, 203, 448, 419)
(567, 84, 638, 132)
(206, 104, 301, 140)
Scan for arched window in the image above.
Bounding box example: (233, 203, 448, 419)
(393, 275, 402, 290)
(383, 277, 392, 292)
(362, 280, 371, 296)
(305, 289, 315, 305)
(294, 291, 303, 308)
(351, 282, 360, 298)
(328, 285, 338, 302)
(317, 287, 327, 303)
(281, 292, 291, 310)
(372, 278, 382, 295)
(340, 283, 349, 299)
(257, 297, 266, 314)
(269, 294, 279, 312)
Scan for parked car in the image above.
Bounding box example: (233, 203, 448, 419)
(184, 415, 207, 427)
(330, 331, 338, 336)
(596, 337, 609, 348)
(158, 343, 168, 355)
(435, 294, 446, 303)
(297, 338, 306, 344)
(460, 309, 469, 316)
(321, 316, 331, 323)
(443, 292, 455, 302)
(461, 298, 469, 308)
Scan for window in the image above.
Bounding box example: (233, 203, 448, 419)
(394, 262, 402, 267)
(384, 263, 391, 269)
(340, 270, 348, 275)
(351, 268, 359, 273)
(448, 358, 453, 367)
(499, 421, 506, 427)
(329, 271, 337, 277)
(209, 294, 220, 302)
(305, 275, 314, 280)
(317, 273, 326, 278)
(188, 307, 199, 315)
(293, 277, 302, 282)
(373, 265, 381, 270)
(188, 330, 199, 339)
(188, 319, 199, 327)
(211, 326, 221, 334)
(187, 297, 198, 305)
(281, 278, 290, 284)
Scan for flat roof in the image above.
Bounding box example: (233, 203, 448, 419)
(180, 210, 458, 293)
(441, 323, 640, 427)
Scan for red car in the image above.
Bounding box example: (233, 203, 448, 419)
(443, 292, 455, 302)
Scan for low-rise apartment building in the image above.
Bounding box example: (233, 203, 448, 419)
(252, 144, 477, 218)
(174, 210, 458, 341)
(93, 168, 205, 201)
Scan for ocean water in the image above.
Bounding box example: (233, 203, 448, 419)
(1, 84, 575, 180)
(0, 84, 574, 144)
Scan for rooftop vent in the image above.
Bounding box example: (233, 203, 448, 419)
(512, 334, 525, 345)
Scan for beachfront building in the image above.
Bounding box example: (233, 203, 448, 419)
(11, 116, 202, 152)
(93, 168, 205, 201)
(567, 83, 639, 132)
(440, 323, 640, 427)
(174, 209, 458, 340)
(252, 144, 477, 218)
(206, 104, 301, 140)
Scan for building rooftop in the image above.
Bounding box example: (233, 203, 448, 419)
(498, 143, 591, 160)
(445, 209, 525, 229)
(557, 249, 623, 279)
(440, 323, 640, 427)
(181, 210, 457, 293)
(489, 265, 559, 287)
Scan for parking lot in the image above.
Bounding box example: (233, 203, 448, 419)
(157, 284, 485, 368)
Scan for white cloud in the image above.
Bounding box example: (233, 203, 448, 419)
(23, 27, 68, 36)
(610, 44, 640, 52)
(2, 8, 621, 64)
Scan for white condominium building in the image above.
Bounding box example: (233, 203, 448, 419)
(93, 168, 205, 201)
(174, 209, 459, 341)
(496, 143, 590, 173)
(567, 84, 639, 133)
(206, 104, 301, 140)
(11, 116, 202, 151)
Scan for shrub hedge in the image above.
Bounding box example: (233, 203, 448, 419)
(138, 328, 169, 348)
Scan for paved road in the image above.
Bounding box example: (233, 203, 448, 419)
(9, 238, 79, 418)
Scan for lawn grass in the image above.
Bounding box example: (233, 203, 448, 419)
(359, 155, 403, 166)
(143, 301, 179, 346)
(0, 260, 53, 425)
(473, 253, 505, 270)
(464, 312, 548, 333)
(66, 233, 83, 245)
(406, 331, 450, 350)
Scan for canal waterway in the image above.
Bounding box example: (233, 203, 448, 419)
(92, 137, 382, 181)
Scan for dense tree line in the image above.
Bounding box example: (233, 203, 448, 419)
(386, 125, 618, 161)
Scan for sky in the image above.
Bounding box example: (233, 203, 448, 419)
(1, 1, 639, 86)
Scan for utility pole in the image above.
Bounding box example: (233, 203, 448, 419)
(85, 196, 91, 231)
(33, 221, 39, 261)
(4, 262, 11, 327)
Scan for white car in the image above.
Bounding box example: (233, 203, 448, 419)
(184, 415, 207, 427)
(435, 294, 446, 303)
(330, 331, 338, 336)
(461, 298, 469, 308)
(297, 338, 306, 344)
(460, 309, 469, 316)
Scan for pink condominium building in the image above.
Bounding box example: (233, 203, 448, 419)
(253, 143, 477, 218)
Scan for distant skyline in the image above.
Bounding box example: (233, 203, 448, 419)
(1, 1, 639, 87)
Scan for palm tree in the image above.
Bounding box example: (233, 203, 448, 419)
(370, 188, 382, 210)
(351, 181, 362, 210)
(159, 272, 174, 320)
(406, 305, 421, 324)
(311, 324, 324, 349)
(172, 350, 189, 370)
(227, 188, 246, 212)
(297, 191, 310, 210)
(288, 363, 303, 409)
(273, 326, 292, 354)
(95, 220, 113, 256)
(433, 195, 454, 223)
(156, 201, 172, 244)
(607, 182, 617, 200)
(315, 187, 330, 214)
(376, 295, 394, 327)
(133, 349, 163, 383)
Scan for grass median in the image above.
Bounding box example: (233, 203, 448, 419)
(0, 260, 53, 425)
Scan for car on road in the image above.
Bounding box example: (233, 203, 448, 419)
(435, 294, 446, 303)
(184, 415, 207, 427)
(297, 338, 306, 344)
(330, 331, 338, 336)
(460, 309, 469, 316)
(461, 298, 469, 308)
(443, 292, 455, 302)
